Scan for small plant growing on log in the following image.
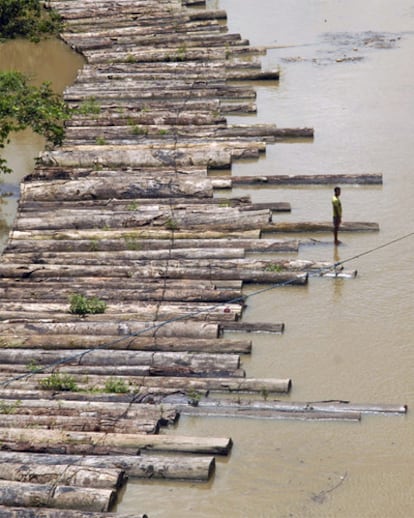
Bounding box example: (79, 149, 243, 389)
(187, 390, 202, 407)
(69, 293, 107, 316)
(126, 54, 136, 64)
(127, 201, 139, 211)
(264, 263, 283, 272)
(104, 377, 130, 394)
(131, 125, 147, 136)
(26, 360, 41, 373)
(77, 97, 101, 115)
(39, 372, 78, 392)
(0, 399, 21, 414)
(95, 136, 107, 145)
(158, 129, 168, 136)
(89, 239, 99, 252)
(165, 217, 179, 231)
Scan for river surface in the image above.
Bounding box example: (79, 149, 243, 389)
(1, 2, 413, 517)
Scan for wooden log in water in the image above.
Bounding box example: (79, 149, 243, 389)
(0, 480, 116, 512)
(0, 463, 126, 489)
(0, 334, 252, 354)
(0, 451, 215, 481)
(0, 320, 220, 339)
(214, 173, 383, 186)
(20, 176, 214, 202)
(0, 428, 233, 455)
(39, 141, 264, 169)
(4, 237, 299, 254)
(0, 507, 146, 518)
(262, 221, 380, 233)
(220, 322, 285, 334)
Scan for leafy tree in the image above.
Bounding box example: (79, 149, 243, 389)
(0, 71, 70, 174)
(0, 0, 62, 41)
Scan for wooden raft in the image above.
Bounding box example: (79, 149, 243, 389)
(0, 0, 394, 515)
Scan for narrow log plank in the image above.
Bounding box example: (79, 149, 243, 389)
(262, 222, 380, 232)
(0, 507, 146, 518)
(214, 173, 382, 185)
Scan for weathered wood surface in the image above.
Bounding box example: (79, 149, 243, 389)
(0, 0, 394, 515)
(0, 507, 147, 518)
(0, 451, 215, 481)
(0, 480, 115, 512)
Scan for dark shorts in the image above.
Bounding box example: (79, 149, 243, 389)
(333, 217, 341, 228)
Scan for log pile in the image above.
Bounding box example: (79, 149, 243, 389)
(0, 0, 396, 515)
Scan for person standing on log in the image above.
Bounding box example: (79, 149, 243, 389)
(332, 186, 342, 245)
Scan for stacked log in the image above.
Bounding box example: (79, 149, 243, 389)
(0, 0, 392, 515)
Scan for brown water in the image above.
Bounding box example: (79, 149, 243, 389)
(0, 38, 84, 248)
(1, 3, 414, 517)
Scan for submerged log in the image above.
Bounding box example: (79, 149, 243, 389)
(215, 173, 383, 186)
(220, 322, 285, 334)
(0, 480, 115, 512)
(262, 221, 380, 233)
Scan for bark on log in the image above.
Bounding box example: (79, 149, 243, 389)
(5, 237, 298, 254)
(0, 507, 146, 518)
(215, 173, 383, 185)
(0, 451, 215, 481)
(0, 463, 126, 489)
(0, 428, 233, 455)
(0, 334, 252, 354)
(0, 480, 116, 512)
(0, 320, 219, 339)
(262, 221, 380, 232)
(0, 263, 308, 285)
(20, 176, 214, 202)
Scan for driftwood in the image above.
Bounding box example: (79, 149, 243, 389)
(0, 451, 215, 481)
(0, 480, 115, 512)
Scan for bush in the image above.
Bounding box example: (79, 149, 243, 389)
(69, 293, 107, 316)
(39, 372, 78, 391)
(0, 0, 62, 41)
(0, 71, 70, 174)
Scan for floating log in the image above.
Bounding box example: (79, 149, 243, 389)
(0, 480, 115, 512)
(4, 237, 299, 254)
(0, 320, 220, 339)
(0, 463, 126, 489)
(196, 399, 408, 415)
(213, 173, 382, 186)
(0, 334, 252, 354)
(20, 176, 214, 201)
(0, 451, 215, 481)
(262, 221, 380, 233)
(179, 406, 361, 421)
(0, 507, 146, 518)
(220, 322, 285, 334)
(0, 428, 233, 455)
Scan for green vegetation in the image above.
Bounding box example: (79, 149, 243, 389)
(264, 263, 284, 273)
(0, 399, 21, 414)
(0, 0, 62, 41)
(104, 377, 130, 394)
(165, 217, 179, 231)
(77, 97, 101, 115)
(69, 293, 107, 316)
(0, 71, 70, 174)
(39, 372, 78, 391)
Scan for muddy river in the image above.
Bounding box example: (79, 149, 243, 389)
(1, 1, 413, 517)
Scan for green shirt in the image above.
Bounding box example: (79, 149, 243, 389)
(332, 195, 342, 219)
